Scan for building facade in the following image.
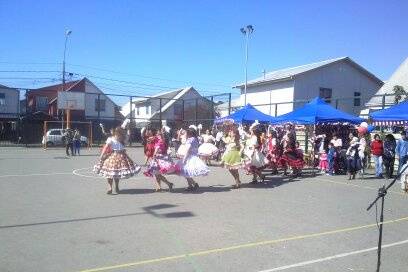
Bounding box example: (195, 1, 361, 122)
(234, 57, 383, 116)
(121, 87, 215, 128)
(0, 84, 19, 120)
(26, 78, 122, 122)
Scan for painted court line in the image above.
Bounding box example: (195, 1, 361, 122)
(314, 177, 406, 196)
(0, 172, 72, 178)
(78, 216, 408, 272)
(258, 239, 408, 271)
(72, 167, 147, 180)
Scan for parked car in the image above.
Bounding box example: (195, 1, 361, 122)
(42, 129, 88, 146)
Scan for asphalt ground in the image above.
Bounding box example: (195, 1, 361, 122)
(1, 147, 408, 272)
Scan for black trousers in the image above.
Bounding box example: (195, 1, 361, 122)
(66, 143, 74, 156)
(383, 156, 395, 178)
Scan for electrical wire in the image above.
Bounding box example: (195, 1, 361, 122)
(66, 62, 232, 88)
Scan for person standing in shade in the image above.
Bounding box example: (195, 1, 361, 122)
(370, 134, 384, 178)
(395, 131, 408, 173)
(73, 129, 81, 156)
(383, 134, 396, 179)
(64, 128, 74, 156)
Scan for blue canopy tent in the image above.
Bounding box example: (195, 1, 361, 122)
(215, 104, 276, 124)
(274, 97, 363, 125)
(369, 101, 408, 124)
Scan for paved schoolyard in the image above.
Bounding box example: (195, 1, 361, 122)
(1, 147, 407, 272)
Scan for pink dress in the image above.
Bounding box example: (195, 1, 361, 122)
(319, 153, 328, 171)
(144, 137, 180, 177)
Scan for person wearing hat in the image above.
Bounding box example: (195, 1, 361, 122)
(346, 136, 361, 180)
(396, 131, 408, 173)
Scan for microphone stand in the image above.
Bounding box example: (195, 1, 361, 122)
(367, 162, 408, 272)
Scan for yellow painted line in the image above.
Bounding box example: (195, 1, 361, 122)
(314, 177, 406, 196)
(79, 216, 408, 272)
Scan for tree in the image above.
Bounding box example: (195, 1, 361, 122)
(393, 85, 407, 104)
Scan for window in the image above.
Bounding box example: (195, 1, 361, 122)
(95, 99, 106, 112)
(50, 130, 61, 135)
(354, 92, 361, 107)
(174, 102, 183, 117)
(145, 102, 150, 115)
(36, 96, 48, 110)
(0, 93, 5, 106)
(319, 88, 332, 103)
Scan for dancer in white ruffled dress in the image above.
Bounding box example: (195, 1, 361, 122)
(198, 129, 219, 165)
(243, 123, 267, 184)
(178, 128, 210, 191)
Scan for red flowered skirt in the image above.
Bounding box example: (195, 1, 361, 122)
(94, 151, 140, 179)
(281, 150, 304, 169)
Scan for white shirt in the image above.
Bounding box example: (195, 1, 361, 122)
(215, 131, 223, 142)
(330, 138, 343, 148)
(202, 134, 215, 143)
(106, 137, 124, 151)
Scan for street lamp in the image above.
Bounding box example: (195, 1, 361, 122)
(62, 29, 72, 129)
(240, 25, 254, 106)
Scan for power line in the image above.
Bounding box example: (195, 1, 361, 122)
(66, 62, 232, 88)
(0, 70, 60, 73)
(73, 72, 179, 90)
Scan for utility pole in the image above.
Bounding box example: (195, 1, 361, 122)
(62, 29, 72, 129)
(240, 25, 254, 106)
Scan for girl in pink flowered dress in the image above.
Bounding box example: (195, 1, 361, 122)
(319, 151, 329, 173)
(144, 131, 180, 192)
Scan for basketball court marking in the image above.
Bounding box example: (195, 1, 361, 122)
(72, 167, 146, 181)
(313, 177, 406, 196)
(78, 215, 408, 272)
(258, 239, 408, 271)
(0, 172, 72, 178)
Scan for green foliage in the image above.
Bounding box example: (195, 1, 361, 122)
(393, 85, 407, 104)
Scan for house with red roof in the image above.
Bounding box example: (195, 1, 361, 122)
(26, 77, 123, 122)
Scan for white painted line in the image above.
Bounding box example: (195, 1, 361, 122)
(0, 172, 72, 178)
(72, 167, 147, 181)
(258, 239, 408, 272)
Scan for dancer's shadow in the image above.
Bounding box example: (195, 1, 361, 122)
(171, 185, 231, 194)
(119, 188, 155, 195)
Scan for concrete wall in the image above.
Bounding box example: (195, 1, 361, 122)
(84, 81, 117, 120)
(240, 80, 295, 116)
(0, 87, 19, 119)
(294, 60, 382, 115)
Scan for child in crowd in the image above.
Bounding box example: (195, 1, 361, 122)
(327, 143, 336, 176)
(318, 150, 328, 174)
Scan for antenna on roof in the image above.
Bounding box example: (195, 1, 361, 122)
(262, 69, 266, 79)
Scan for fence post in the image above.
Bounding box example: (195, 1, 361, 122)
(195, 98, 198, 126)
(382, 95, 386, 109)
(228, 93, 231, 115)
(129, 96, 133, 146)
(182, 99, 185, 125)
(97, 94, 101, 145)
(211, 96, 214, 122)
(159, 98, 162, 128)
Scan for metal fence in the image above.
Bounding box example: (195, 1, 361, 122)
(0, 90, 402, 147)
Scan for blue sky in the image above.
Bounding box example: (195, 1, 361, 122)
(0, 0, 407, 99)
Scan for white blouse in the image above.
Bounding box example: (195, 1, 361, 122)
(106, 137, 124, 151)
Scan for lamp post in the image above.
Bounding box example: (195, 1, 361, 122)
(240, 25, 254, 106)
(62, 29, 72, 129)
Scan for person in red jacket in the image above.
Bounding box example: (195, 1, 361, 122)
(370, 134, 384, 178)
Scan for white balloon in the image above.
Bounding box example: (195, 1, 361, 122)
(360, 122, 368, 128)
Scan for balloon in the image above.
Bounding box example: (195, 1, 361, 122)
(357, 126, 368, 134)
(360, 122, 368, 128)
(367, 125, 375, 133)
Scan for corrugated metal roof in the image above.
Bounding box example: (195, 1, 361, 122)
(366, 57, 408, 106)
(234, 56, 382, 88)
